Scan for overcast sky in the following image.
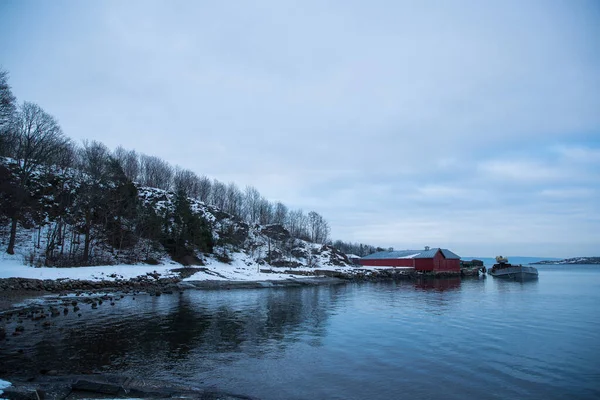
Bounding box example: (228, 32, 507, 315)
(1, 0, 599, 257)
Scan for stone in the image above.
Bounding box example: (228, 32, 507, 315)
(1, 386, 40, 400)
(40, 369, 58, 376)
(72, 379, 123, 395)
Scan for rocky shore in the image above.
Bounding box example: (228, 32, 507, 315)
(0, 266, 462, 314)
(0, 273, 182, 312)
(0, 267, 472, 400)
(0, 266, 410, 295)
(1, 374, 258, 400)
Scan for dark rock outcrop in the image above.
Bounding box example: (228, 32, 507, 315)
(259, 224, 291, 241)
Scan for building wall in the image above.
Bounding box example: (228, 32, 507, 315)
(358, 258, 414, 267)
(431, 250, 460, 272)
(359, 250, 460, 272)
(442, 259, 460, 272)
(414, 258, 434, 271)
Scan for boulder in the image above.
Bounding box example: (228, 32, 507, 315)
(259, 224, 291, 241)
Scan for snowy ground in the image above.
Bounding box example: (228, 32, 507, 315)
(181, 252, 413, 281)
(0, 253, 179, 281)
(0, 250, 411, 283)
(0, 251, 307, 282)
(182, 255, 307, 281)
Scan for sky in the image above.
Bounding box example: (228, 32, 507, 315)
(1, 0, 599, 258)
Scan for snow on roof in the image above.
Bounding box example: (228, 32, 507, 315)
(398, 253, 421, 259)
(361, 248, 460, 260)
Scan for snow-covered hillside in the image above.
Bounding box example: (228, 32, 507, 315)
(0, 157, 353, 273)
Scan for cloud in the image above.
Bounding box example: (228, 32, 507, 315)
(1, 0, 599, 257)
(539, 188, 595, 199)
(552, 145, 600, 164)
(477, 160, 566, 183)
(415, 185, 463, 198)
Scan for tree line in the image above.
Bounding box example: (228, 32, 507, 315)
(110, 146, 331, 244)
(331, 240, 382, 257)
(0, 69, 342, 264)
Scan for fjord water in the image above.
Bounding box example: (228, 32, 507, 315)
(2, 266, 599, 399)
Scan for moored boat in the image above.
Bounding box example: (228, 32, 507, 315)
(489, 256, 538, 280)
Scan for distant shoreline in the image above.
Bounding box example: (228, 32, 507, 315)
(531, 257, 600, 265)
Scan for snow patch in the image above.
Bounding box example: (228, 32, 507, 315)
(398, 253, 420, 259)
(184, 251, 309, 282)
(0, 257, 177, 281)
(0, 379, 11, 396)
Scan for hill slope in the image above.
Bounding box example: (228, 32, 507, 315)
(0, 158, 352, 271)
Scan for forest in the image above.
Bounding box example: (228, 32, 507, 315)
(0, 69, 379, 267)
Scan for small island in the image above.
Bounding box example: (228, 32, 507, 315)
(531, 257, 600, 265)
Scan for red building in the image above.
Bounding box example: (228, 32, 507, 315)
(359, 247, 460, 272)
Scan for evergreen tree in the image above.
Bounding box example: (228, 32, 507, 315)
(161, 189, 213, 264)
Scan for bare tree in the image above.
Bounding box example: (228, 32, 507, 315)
(308, 211, 330, 244)
(42, 141, 77, 264)
(286, 209, 308, 239)
(211, 179, 227, 210)
(139, 154, 173, 190)
(11, 102, 70, 171)
(258, 197, 273, 225)
(197, 175, 212, 203)
(5, 102, 69, 254)
(78, 140, 110, 180)
(243, 186, 261, 224)
(332, 240, 378, 257)
(55, 141, 77, 171)
(272, 202, 288, 225)
(0, 69, 17, 156)
(113, 146, 139, 182)
(225, 182, 243, 218)
(76, 140, 112, 262)
(173, 167, 199, 198)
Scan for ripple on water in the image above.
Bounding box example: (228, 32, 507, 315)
(1, 269, 600, 400)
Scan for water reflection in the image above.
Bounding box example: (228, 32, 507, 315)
(492, 277, 539, 293)
(413, 277, 461, 292)
(0, 286, 339, 376)
(2, 271, 599, 400)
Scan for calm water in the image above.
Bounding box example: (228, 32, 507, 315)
(1, 265, 599, 399)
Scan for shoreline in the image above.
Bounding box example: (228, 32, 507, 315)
(0, 266, 461, 313)
(0, 269, 473, 399)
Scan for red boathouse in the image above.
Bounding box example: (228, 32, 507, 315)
(359, 247, 460, 272)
